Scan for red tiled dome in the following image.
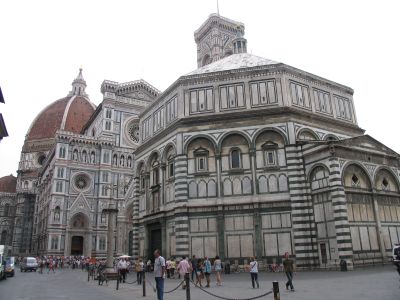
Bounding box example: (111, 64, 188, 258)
(27, 95, 95, 141)
(0, 175, 17, 193)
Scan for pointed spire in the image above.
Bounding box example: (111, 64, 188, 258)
(69, 68, 87, 96)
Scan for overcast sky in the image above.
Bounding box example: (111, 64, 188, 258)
(0, 0, 399, 178)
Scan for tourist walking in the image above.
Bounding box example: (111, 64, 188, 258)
(283, 252, 295, 292)
(190, 255, 198, 281)
(203, 256, 212, 288)
(136, 258, 144, 285)
(213, 255, 222, 286)
(170, 258, 176, 279)
(249, 257, 259, 288)
(194, 259, 204, 287)
(47, 258, 55, 274)
(154, 249, 166, 300)
(177, 256, 191, 289)
(118, 258, 128, 283)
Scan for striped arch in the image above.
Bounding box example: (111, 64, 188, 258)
(297, 128, 320, 141)
(251, 127, 289, 147)
(217, 131, 252, 153)
(373, 166, 400, 192)
(183, 134, 218, 154)
(161, 142, 177, 163)
(341, 161, 373, 190)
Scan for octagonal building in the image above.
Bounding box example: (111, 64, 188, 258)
(130, 14, 400, 269)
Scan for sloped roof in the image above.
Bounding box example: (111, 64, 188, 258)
(335, 135, 400, 156)
(186, 53, 279, 76)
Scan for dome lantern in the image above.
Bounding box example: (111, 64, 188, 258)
(69, 68, 87, 96)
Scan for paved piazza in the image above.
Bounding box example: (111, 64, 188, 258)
(1, 265, 398, 300)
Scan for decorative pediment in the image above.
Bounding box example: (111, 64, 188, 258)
(70, 193, 90, 212)
(194, 147, 209, 156)
(261, 141, 278, 149)
(337, 135, 399, 156)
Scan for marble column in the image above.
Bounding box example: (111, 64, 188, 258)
(104, 203, 118, 271)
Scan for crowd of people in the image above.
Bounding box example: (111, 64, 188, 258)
(15, 251, 296, 300)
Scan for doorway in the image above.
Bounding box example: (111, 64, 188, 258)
(319, 242, 328, 265)
(148, 225, 162, 261)
(71, 236, 84, 255)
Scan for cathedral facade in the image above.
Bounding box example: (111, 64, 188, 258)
(0, 13, 399, 269)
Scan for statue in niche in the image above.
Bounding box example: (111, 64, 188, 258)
(73, 150, 78, 161)
(120, 156, 125, 167)
(127, 156, 132, 168)
(90, 152, 95, 163)
(82, 151, 87, 163)
(54, 210, 60, 221)
(113, 155, 118, 166)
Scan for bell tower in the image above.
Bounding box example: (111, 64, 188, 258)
(194, 14, 246, 67)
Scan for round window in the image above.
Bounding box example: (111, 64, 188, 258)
(127, 120, 140, 144)
(37, 153, 46, 166)
(74, 174, 90, 191)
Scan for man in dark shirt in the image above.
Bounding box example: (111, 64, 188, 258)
(283, 252, 295, 292)
(190, 255, 198, 281)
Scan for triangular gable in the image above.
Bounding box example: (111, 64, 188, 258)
(70, 193, 91, 211)
(335, 135, 399, 156)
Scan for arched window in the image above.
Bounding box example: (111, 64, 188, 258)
(54, 206, 60, 221)
(167, 155, 174, 178)
(4, 203, 10, 216)
(0, 230, 7, 245)
(140, 171, 146, 191)
(24, 181, 29, 189)
(194, 148, 209, 173)
(152, 161, 160, 185)
(59, 146, 66, 158)
(262, 141, 278, 167)
(230, 149, 241, 169)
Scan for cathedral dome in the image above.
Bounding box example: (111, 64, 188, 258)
(0, 175, 17, 193)
(26, 69, 96, 141)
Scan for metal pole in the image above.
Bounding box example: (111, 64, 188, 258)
(185, 272, 190, 300)
(88, 269, 90, 281)
(142, 270, 146, 297)
(273, 281, 280, 300)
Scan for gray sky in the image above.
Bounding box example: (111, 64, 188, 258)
(1, 0, 399, 178)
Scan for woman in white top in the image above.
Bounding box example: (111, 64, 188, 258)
(249, 257, 259, 288)
(213, 256, 222, 286)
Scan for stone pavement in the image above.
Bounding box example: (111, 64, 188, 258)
(1, 265, 398, 300)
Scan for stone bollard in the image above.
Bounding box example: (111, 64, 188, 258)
(185, 272, 191, 300)
(273, 281, 280, 300)
(142, 270, 146, 297)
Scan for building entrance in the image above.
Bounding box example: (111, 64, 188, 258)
(71, 236, 83, 255)
(147, 224, 162, 261)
